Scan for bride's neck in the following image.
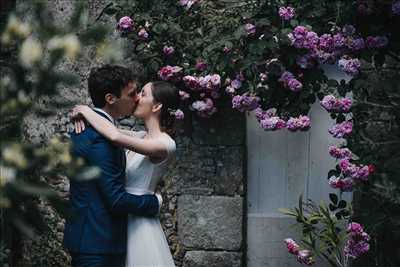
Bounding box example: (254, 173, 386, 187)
(144, 116, 162, 137)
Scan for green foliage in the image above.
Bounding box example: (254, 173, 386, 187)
(281, 194, 351, 267)
(0, 1, 109, 265)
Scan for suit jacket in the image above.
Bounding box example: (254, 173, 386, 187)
(63, 110, 159, 254)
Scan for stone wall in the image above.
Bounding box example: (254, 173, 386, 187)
(18, 1, 246, 266)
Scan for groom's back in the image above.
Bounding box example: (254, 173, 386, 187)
(64, 124, 128, 254)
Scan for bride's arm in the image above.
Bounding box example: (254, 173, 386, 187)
(72, 105, 168, 158)
(118, 129, 141, 137)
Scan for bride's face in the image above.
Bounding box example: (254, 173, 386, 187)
(133, 82, 160, 119)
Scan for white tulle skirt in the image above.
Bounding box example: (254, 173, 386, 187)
(125, 187, 175, 267)
(125, 216, 175, 267)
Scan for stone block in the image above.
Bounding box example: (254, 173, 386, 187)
(178, 195, 243, 250)
(172, 137, 244, 196)
(183, 251, 242, 267)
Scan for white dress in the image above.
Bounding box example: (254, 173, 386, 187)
(125, 131, 176, 267)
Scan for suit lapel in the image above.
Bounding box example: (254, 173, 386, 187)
(93, 109, 114, 124)
(93, 109, 126, 171)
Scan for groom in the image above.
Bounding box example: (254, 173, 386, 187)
(64, 64, 161, 267)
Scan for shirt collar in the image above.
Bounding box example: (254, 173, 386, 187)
(93, 108, 116, 125)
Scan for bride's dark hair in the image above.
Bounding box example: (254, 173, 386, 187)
(150, 81, 180, 131)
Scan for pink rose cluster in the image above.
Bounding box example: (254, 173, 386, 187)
(232, 93, 261, 112)
(328, 121, 353, 138)
(288, 26, 319, 50)
(169, 108, 184, 120)
(117, 16, 134, 32)
(284, 239, 315, 265)
(328, 159, 374, 192)
(320, 95, 352, 113)
(339, 159, 371, 182)
(288, 25, 388, 76)
(173, 109, 184, 120)
(191, 98, 217, 118)
(195, 59, 207, 71)
(183, 74, 221, 99)
(158, 65, 183, 81)
(179, 0, 199, 10)
(255, 108, 286, 131)
(279, 6, 296, 21)
(163, 46, 175, 56)
(225, 78, 242, 95)
(138, 28, 149, 39)
(245, 23, 256, 36)
(328, 146, 352, 159)
(179, 90, 190, 101)
(279, 71, 303, 92)
(286, 115, 311, 131)
(254, 108, 311, 132)
(338, 57, 361, 76)
(365, 36, 389, 49)
(328, 176, 354, 192)
(344, 222, 370, 259)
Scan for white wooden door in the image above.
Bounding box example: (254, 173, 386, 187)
(247, 65, 351, 267)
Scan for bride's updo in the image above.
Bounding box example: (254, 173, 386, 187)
(150, 81, 180, 131)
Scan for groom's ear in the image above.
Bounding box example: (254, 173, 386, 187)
(104, 93, 117, 105)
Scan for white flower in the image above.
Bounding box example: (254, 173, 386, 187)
(2, 145, 27, 168)
(47, 34, 81, 60)
(0, 165, 16, 186)
(63, 34, 81, 60)
(19, 38, 42, 67)
(1, 15, 31, 43)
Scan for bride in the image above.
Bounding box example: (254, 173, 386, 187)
(72, 81, 179, 267)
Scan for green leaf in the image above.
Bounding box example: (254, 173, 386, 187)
(104, 6, 119, 15)
(278, 208, 297, 216)
(256, 18, 271, 27)
(329, 203, 337, 211)
(327, 169, 339, 179)
(336, 114, 346, 123)
(327, 79, 339, 87)
(14, 181, 57, 197)
(338, 200, 347, 209)
(79, 25, 109, 45)
(298, 194, 304, 218)
(136, 43, 147, 52)
(329, 193, 338, 205)
(290, 19, 299, 27)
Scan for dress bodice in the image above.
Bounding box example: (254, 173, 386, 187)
(125, 131, 176, 195)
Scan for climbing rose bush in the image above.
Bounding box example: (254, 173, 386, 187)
(107, 0, 399, 266)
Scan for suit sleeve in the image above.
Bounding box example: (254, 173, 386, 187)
(87, 136, 159, 216)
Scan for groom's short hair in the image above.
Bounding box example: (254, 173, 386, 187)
(88, 64, 139, 108)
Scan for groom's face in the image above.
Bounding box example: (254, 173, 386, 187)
(113, 81, 139, 117)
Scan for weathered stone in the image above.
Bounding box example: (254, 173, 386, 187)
(192, 107, 245, 146)
(178, 195, 243, 250)
(183, 251, 242, 267)
(172, 137, 244, 196)
(47, 0, 76, 27)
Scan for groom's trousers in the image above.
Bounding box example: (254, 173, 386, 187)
(71, 253, 126, 267)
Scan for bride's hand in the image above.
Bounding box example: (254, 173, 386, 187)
(70, 105, 90, 134)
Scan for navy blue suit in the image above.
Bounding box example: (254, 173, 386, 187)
(64, 111, 159, 266)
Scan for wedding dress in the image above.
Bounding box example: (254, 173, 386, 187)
(125, 131, 176, 267)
